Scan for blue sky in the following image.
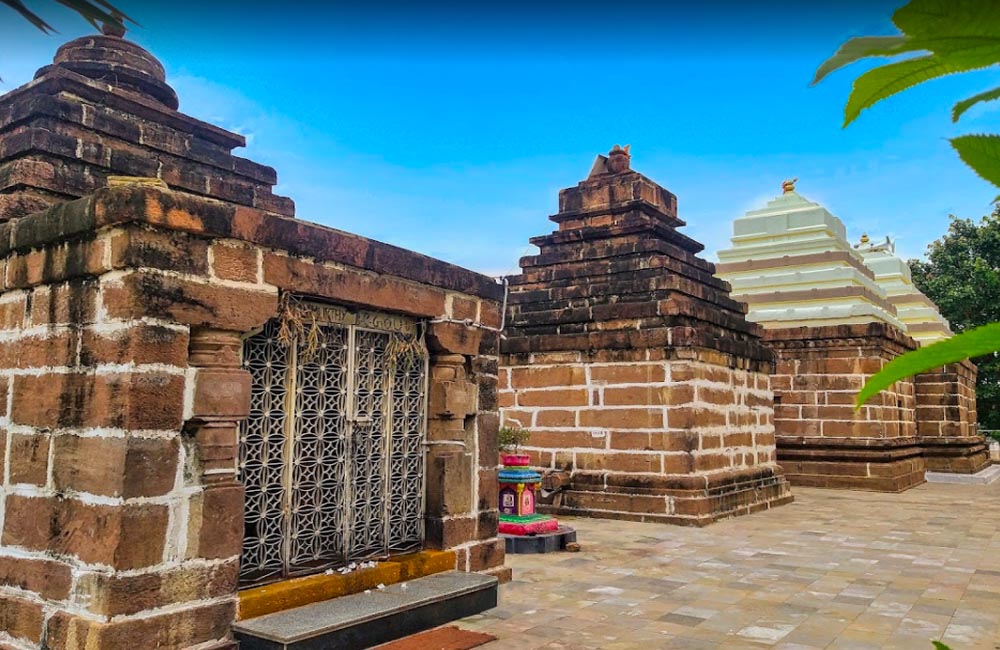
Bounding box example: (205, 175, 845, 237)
(3, 1, 1000, 276)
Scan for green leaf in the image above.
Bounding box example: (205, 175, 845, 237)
(812, 36, 917, 85)
(0, 0, 57, 33)
(54, 0, 121, 30)
(932, 642, 953, 650)
(951, 134, 1000, 189)
(1, 0, 134, 33)
(953, 86, 1000, 121)
(894, 0, 1000, 58)
(844, 55, 967, 126)
(856, 322, 1000, 407)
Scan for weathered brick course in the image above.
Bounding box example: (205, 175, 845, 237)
(52, 435, 179, 498)
(2, 495, 168, 569)
(0, 554, 73, 600)
(11, 371, 185, 430)
(0, 594, 43, 644)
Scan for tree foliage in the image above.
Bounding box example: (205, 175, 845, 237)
(907, 209, 1000, 428)
(814, 0, 1000, 191)
(814, 0, 1000, 408)
(1, 0, 131, 34)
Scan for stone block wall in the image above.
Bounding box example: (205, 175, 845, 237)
(915, 361, 989, 473)
(0, 186, 506, 649)
(765, 323, 926, 491)
(499, 357, 781, 524)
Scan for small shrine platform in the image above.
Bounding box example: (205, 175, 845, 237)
(502, 526, 578, 554)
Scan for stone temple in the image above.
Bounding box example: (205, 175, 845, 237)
(716, 182, 987, 491)
(499, 146, 792, 526)
(0, 30, 506, 650)
(0, 25, 990, 650)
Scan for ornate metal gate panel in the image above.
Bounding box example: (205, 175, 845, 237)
(238, 306, 427, 588)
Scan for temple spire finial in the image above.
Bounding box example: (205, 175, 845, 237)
(607, 144, 631, 174)
(781, 177, 798, 194)
(100, 11, 126, 38)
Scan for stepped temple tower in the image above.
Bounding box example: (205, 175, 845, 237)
(716, 183, 987, 491)
(498, 146, 792, 525)
(0, 29, 505, 650)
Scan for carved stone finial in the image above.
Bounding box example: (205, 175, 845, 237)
(607, 144, 631, 174)
(859, 233, 870, 245)
(100, 12, 126, 38)
(781, 177, 798, 194)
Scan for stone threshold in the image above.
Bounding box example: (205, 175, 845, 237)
(233, 570, 498, 650)
(238, 549, 456, 620)
(926, 464, 1000, 485)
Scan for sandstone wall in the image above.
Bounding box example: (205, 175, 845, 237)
(0, 187, 506, 649)
(500, 358, 779, 523)
(916, 361, 989, 473)
(765, 324, 925, 491)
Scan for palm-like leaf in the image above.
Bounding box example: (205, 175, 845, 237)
(1, 0, 133, 33)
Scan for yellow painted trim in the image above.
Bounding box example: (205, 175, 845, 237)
(237, 550, 457, 620)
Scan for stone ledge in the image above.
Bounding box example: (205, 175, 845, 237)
(2, 66, 246, 150)
(234, 571, 497, 650)
(764, 322, 917, 350)
(0, 185, 504, 301)
(237, 550, 457, 620)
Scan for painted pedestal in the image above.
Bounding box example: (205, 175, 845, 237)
(499, 454, 576, 553)
(498, 454, 559, 535)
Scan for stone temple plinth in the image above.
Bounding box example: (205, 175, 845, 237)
(498, 147, 792, 526)
(716, 184, 984, 490)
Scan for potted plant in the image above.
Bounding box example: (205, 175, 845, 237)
(498, 424, 531, 467)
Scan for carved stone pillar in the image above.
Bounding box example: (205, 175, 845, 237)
(183, 328, 252, 565)
(425, 351, 479, 548)
(185, 329, 251, 485)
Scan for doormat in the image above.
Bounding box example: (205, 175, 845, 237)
(372, 626, 496, 650)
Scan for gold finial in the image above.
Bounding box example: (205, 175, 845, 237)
(781, 178, 798, 194)
(859, 232, 870, 245)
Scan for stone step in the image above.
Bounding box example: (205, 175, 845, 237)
(926, 464, 1000, 485)
(233, 571, 498, 650)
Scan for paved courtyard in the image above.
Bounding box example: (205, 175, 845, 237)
(459, 484, 1000, 650)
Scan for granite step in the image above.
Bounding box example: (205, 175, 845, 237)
(233, 571, 499, 650)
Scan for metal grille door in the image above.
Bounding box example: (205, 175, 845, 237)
(238, 307, 427, 588)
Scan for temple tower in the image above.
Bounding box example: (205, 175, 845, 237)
(499, 147, 792, 525)
(0, 28, 505, 650)
(716, 182, 985, 490)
